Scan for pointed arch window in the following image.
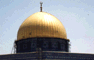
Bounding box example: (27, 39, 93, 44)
(52, 42, 58, 49)
(61, 44, 65, 50)
(23, 44, 27, 49)
(43, 41, 48, 48)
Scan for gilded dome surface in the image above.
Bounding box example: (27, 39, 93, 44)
(17, 12, 67, 41)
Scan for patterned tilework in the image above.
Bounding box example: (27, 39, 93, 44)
(0, 51, 94, 60)
(16, 38, 69, 53)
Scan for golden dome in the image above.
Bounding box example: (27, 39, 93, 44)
(17, 12, 67, 41)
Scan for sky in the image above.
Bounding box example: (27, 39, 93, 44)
(0, 0, 94, 55)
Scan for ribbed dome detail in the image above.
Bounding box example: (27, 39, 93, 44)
(17, 12, 67, 41)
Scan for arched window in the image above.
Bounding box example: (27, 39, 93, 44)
(61, 44, 65, 50)
(31, 40, 36, 49)
(17, 45, 20, 51)
(52, 42, 58, 49)
(31, 43, 36, 48)
(23, 44, 27, 49)
(43, 41, 48, 48)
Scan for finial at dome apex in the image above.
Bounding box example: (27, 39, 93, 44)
(40, 2, 43, 12)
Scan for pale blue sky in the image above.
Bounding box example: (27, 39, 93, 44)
(0, 0, 94, 55)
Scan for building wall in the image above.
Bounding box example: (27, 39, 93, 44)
(15, 38, 69, 53)
(0, 51, 94, 60)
